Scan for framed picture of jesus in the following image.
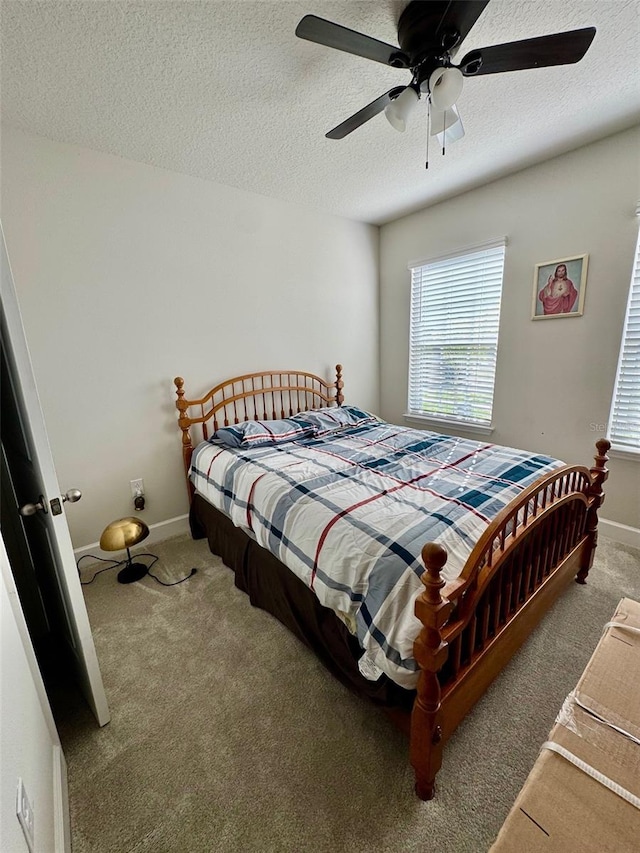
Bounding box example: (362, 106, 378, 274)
(532, 254, 588, 320)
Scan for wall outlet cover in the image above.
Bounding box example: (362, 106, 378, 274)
(16, 778, 35, 853)
(130, 478, 144, 498)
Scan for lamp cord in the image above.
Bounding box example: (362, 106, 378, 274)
(77, 553, 197, 587)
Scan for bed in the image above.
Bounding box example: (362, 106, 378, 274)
(174, 365, 610, 800)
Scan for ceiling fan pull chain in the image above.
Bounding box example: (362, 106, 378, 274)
(425, 100, 430, 170)
(442, 109, 446, 156)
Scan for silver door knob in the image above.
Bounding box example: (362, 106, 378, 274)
(19, 496, 47, 516)
(63, 488, 82, 503)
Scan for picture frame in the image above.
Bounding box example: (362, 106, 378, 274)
(532, 254, 588, 320)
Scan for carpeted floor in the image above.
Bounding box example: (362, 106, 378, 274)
(54, 534, 640, 853)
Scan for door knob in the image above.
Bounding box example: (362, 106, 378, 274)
(20, 489, 82, 517)
(19, 495, 47, 516)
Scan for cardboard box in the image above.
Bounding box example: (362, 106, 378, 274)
(491, 598, 640, 852)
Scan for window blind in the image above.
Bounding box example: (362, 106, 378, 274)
(609, 219, 640, 451)
(408, 240, 506, 428)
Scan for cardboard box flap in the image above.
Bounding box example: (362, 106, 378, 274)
(491, 599, 640, 852)
(491, 743, 640, 852)
(610, 597, 640, 628)
(573, 597, 640, 742)
(556, 691, 640, 782)
(549, 723, 640, 800)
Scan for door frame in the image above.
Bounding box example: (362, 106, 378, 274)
(1, 534, 72, 852)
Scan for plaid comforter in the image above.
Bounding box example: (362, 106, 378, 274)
(190, 421, 564, 688)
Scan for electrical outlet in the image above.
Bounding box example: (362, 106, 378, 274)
(130, 478, 144, 498)
(16, 778, 35, 853)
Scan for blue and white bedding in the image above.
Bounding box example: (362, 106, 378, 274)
(190, 412, 564, 688)
(214, 405, 377, 447)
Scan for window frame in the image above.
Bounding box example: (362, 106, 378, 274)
(405, 238, 506, 432)
(607, 208, 640, 458)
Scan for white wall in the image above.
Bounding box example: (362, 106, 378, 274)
(380, 127, 640, 529)
(0, 535, 69, 853)
(1, 129, 379, 548)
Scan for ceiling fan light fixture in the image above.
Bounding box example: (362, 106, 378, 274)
(429, 105, 461, 137)
(384, 85, 419, 132)
(435, 106, 465, 146)
(429, 67, 464, 111)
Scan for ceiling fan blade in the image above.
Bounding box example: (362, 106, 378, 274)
(397, 1, 490, 59)
(296, 15, 409, 68)
(460, 27, 596, 76)
(434, 0, 491, 52)
(326, 87, 406, 140)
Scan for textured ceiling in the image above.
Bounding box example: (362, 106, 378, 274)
(2, 1, 639, 224)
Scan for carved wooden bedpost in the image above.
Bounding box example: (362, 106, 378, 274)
(334, 364, 344, 407)
(577, 438, 611, 584)
(174, 377, 195, 502)
(411, 542, 453, 800)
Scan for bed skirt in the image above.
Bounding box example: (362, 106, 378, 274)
(190, 493, 415, 711)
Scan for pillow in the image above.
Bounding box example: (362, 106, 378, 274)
(291, 405, 378, 436)
(212, 418, 315, 448)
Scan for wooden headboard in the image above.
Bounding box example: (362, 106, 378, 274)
(174, 365, 344, 497)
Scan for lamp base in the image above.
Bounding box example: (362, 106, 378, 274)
(117, 561, 149, 584)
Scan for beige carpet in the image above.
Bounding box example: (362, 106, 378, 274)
(55, 534, 640, 853)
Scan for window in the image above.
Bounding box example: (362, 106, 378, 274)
(608, 213, 640, 453)
(407, 239, 506, 429)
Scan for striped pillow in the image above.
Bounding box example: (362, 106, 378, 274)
(291, 405, 379, 436)
(213, 418, 316, 448)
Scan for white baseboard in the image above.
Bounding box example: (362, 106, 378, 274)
(73, 513, 191, 561)
(599, 517, 640, 549)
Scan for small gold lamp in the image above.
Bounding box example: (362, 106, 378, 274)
(99, 517, 150, 584)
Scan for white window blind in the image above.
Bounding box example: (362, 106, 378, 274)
(408, 240, 506, 428)
(608, 217, 640, 452)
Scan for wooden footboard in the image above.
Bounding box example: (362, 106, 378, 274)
(409, 439, 610, 800)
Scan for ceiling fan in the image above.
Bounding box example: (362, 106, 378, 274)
(295, 1, 596, 155)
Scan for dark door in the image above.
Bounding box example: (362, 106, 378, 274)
(1, 226, 109, 725)
(1, 335, 73, 685)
